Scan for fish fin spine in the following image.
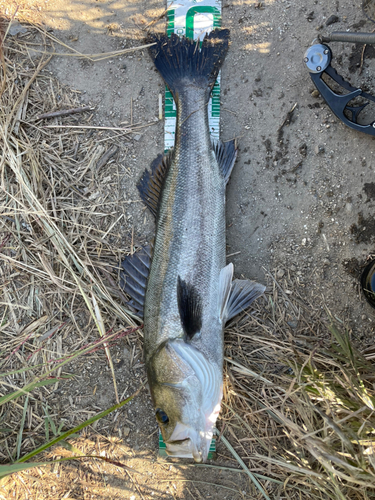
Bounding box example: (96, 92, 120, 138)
(177, 276, 203, 340)
(146, 29, 230, 102)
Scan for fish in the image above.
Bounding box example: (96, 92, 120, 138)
(120, 29, 266, 463)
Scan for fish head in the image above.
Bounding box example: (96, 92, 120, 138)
(147, 339, 222, 463)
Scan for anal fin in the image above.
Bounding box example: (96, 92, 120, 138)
(213, 140, 237, 184)
(222, 279, 266, 324)
(137, 151, 173, 218)
(119, 245, 152, 318)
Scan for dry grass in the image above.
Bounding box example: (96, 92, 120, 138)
(0, 18, 144, 481)
(220, 274, 375, 499)
(0, 1, 42, 26)
(1, 18, 375, 500)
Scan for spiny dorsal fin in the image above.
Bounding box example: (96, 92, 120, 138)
(177, 276, 203, 341)
(213, 140, 237, 184)
(222, 279, 266, 324)
(119, 245, 152, 318)
(137, 151, 173, 218)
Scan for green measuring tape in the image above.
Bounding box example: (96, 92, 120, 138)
(164, 0, 223, 152)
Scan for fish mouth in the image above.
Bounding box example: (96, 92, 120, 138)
(164, 423, 210, 462)
(165, 438, 204, 462)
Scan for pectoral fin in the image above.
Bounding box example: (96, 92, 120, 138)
(119, 245, 152, 318)
(218, 263, 234, 321)
(222, 279, 266, 324)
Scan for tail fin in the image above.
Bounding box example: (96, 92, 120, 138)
(146, 29, 230, 100)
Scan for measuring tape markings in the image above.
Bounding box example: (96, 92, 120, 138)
(164, 0, 222, 152)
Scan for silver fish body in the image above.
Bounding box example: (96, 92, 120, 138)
(145, 80, 225, 464)
(145, 85, 225, 359)
(120, 31, 265, 462)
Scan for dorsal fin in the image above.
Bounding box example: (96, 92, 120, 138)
(119, 245, 152, 318)
(137, 151, 173, 218)
(213, 140, 237, 184)
(177, 276, 203, 341)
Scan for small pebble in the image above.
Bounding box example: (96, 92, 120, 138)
(306, 11, 315, 21)
(326, 14, 339, 26)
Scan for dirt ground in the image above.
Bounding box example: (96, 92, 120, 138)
(3, 0, 375, 498)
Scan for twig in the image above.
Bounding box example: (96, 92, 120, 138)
(37, 106, 92, 120)
(144, 7, 170, 30)
(43, 123, 154, 132)
(126, 469, 146, 500)
(7, 55, 53, 131)
(74, 454, 141, 473)
(0, 10, 18, 99)
(359, 27, 375, 75)
(92, 294, 119, 404)
(31, 28, 156, 62)
(43, 124, 132, 132)
(278, 102, 297, 131)
(96, 145, 119, 170)
(359, 44, 367, 75)
(0, 233, 11, 249)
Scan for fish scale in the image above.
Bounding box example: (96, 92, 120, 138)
(145, 85, 225, 350)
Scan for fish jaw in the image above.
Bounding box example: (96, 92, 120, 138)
(165, 423, 204, 461)
(164, 415, 219, 463)
(156, 378, 222, 462)
(151, 340, 223, 462)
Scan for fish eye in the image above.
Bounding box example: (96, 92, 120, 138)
(155, 408, 169, 424)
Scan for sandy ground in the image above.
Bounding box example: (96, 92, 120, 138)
(3, 0, 375, 498)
